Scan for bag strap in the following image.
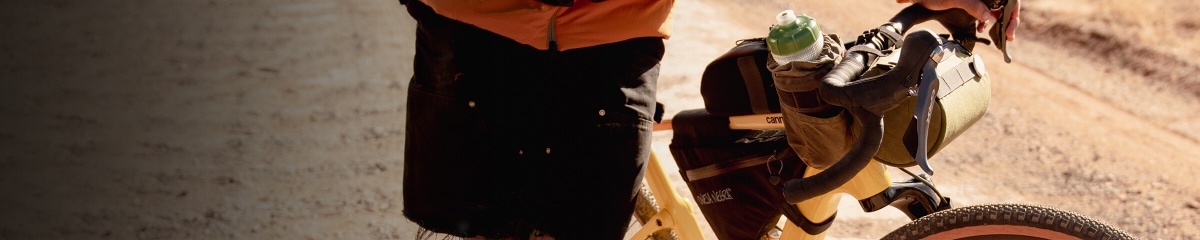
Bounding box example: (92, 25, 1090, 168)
(736, 56, 772, 114)
(934, 49, 980, 98)
(779, 202, 836, 235)
(683, 130, 791, 181)
(684, 153, 774, 181)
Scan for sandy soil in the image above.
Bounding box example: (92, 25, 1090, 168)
(2, 0, 1198, 239)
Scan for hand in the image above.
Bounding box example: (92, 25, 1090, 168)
(897, 0, 1020, 41)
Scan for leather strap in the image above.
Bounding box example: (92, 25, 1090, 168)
(737, 56, 772, 114)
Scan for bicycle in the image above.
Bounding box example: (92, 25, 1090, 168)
(627, 0, 1134, 239)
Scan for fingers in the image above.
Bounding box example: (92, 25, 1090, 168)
(904, 0, 1018, 41)
(911, 0, 994, 25)
(962, 0, 995, 24)
(1006, 14, 1020, 41)
(949, 0, 994, 33)
(1006, 0, 1020, 41)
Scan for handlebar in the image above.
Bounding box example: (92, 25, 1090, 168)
(782, 4, 991, 204)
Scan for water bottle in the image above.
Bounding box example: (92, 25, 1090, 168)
(767, 10, 823, 64)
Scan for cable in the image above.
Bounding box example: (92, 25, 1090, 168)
(898, 167, 944, 201)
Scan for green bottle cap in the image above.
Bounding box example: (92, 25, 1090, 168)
(767, 10, 823, 62)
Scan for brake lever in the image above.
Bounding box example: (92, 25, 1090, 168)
(988, 0, 1017, 63)
(912, 46, 942, 175)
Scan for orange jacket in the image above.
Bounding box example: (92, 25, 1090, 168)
(421, 0, 674, 51)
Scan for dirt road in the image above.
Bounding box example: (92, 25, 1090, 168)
(2, 0, 1198, 239)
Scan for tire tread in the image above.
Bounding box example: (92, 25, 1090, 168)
(882, 203, 1135, 240)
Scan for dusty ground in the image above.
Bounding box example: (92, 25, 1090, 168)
(2, 0, 1198, 239)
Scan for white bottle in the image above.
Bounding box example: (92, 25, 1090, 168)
(767, 10, 824, 63)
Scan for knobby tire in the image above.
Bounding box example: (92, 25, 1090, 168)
(882, 203, 1134, 240)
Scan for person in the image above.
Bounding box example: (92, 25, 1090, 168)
(399, 0, 672, 239)
(397, 0, 1018, 239)
(900, 0, 1021, 41)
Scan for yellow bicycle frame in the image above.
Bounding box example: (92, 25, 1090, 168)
(634, 113, 893, 240)
(629, 151, 708, 240)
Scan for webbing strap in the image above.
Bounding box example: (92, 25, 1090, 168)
(684, 154, 772, 181)
(737, 56, 772, 114)
(936, 55, 979, 98)
(847, 45, 885, 58)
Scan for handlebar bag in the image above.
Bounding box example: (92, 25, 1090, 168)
(868, 39, 991, 167)
(668, 109, 806, 240)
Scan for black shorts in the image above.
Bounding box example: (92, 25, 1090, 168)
(401, 1, 664, 239)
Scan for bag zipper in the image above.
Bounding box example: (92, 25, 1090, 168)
(683, 154, 776, 181)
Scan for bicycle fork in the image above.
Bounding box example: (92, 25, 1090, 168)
(782, 160, 951, 240)
(635, 152, 949, 240)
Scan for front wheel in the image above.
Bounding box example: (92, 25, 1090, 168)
(882, 203, 1134, 240)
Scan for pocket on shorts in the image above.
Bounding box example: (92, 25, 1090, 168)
(402, 83, 499, 226)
